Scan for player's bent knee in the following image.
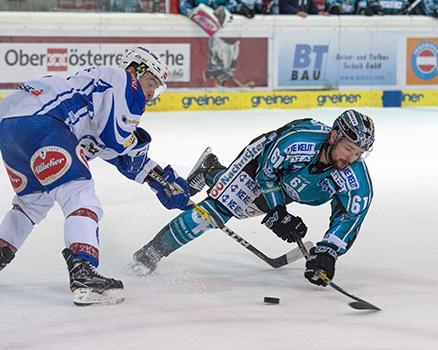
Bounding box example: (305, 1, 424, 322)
(51, 179, 103, 221)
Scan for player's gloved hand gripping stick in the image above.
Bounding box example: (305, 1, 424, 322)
(294, 237, 381, 311)
(146, 167, 313, 268)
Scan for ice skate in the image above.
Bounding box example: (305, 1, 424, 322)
(187, 147, 222, 196)
(62, 248, 125, 306)
(127, 245, 163, 277)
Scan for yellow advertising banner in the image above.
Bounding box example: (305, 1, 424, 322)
(145, 90, 385, 112)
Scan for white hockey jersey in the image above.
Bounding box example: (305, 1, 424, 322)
(0, 66, 147, 161)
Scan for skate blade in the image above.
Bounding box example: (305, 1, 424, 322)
(73, 288, 125, 306)
(187, 146, 212, 178)
(125, 260, 154, 277)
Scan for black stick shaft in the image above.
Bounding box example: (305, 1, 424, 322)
(146, 169, 304, 268)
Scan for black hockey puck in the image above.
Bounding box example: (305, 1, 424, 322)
(264, 297, 280, 304)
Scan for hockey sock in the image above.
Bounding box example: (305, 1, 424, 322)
(64, 210, 100, 267)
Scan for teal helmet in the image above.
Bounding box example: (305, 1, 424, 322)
(332, 110, 375, 151)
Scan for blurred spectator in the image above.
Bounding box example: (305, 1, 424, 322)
(313, 0, 328, 11)
(279, 0, 328, 16)
(180, 0, 256, 18)
(326, 0, 361, 14)
(408, 0, 438, 17)
(111, 0, 143, 12)
(241, 0, 277, 14)
(357, 0, 409, 15)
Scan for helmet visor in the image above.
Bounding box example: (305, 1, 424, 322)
(153, 83, 167, 99)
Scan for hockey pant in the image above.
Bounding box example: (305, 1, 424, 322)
(0, 116, 102, 266)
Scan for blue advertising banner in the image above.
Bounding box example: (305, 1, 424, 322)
(277, 31, 398, 88)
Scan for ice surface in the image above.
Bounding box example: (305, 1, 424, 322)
(1, 108, 437, 349)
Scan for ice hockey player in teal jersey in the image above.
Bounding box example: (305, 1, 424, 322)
(130, 110, 375, 287)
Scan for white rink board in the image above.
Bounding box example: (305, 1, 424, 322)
(0, 12, 437, 91)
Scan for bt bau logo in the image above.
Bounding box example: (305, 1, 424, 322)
(291, 44, 329, 81)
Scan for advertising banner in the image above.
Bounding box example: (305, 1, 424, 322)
(277, 31, 398, 89)
(402, 90, 438, 106)
(0, 36, 268, 89)
(144, 90, 383, 112)
(406, 38, 438, 85)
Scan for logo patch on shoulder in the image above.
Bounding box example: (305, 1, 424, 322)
(341, 167, 359, 191)
(30, 146, 72, 186)
(4, 163, 28, 193)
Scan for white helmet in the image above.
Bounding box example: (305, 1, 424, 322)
(120, 47, 169, 97)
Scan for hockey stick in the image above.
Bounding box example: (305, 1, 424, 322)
(192, 203, 313, 268)
(402, 0, 423, 14)
(295, 238, 381, 311)
(147, 168, 312, 268)
(231, 76, 255, 88)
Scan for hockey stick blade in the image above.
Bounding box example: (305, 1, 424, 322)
(295, 238, 381, 311)
(349, 301, 381, 311)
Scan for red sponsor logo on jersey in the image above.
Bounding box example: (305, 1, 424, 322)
(30, 146, 72, 186)
(47, 48, 68, 72)
(4, 163, 28, 193)
(76, 145, 90, 170)
(210, 182, 225, 199)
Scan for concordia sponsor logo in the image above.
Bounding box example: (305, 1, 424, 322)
(30, 146, 72, 186)
(316, 93, 361, 107)
(411, 41, 438, 81)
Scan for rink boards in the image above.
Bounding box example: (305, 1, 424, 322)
(0, 13, 437, 111)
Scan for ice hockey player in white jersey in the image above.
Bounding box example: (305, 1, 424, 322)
(0, 47, 193, 306)
(130, 110, 374, 288)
